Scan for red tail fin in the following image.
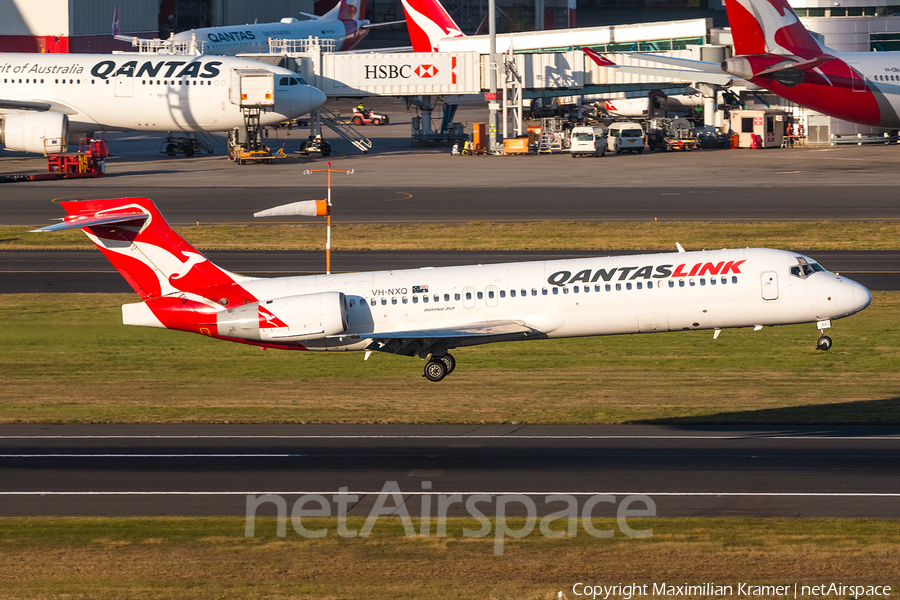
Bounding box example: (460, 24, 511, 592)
(400, 0, 464, 52)
(52, 198, 254, 303)
(338, 0, 365, 21)
(725, 0, 823, 57)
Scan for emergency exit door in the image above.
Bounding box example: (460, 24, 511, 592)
(761, 272, 779, 300)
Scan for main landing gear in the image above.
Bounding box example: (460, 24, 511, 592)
(423, 353, 456, 382)
(816, 319, 833, 351)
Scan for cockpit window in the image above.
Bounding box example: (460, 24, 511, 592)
(790, 257, 826, 279)
(280, 77, 305, 86)
(279, 77, 289, 86)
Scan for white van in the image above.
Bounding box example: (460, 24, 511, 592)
(607, 122, 645, 154)
(569, 125, 607, 158)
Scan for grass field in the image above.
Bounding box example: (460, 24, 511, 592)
(0, 517, 897, 599)
(5, 220, 900, 251)
(1, 292, 897, 424)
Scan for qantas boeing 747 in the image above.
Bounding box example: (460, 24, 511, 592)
(35, 198, 871, 382)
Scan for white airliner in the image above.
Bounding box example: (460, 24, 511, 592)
(35, 198, 871, 382)
(168, 0, 401, 55)
(0, 53, 326, 153)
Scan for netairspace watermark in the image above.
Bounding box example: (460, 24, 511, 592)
(571, 583, 893, 599)
(244, 480, 656, 555)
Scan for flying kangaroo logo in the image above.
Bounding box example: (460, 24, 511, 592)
(400, 0, 463, 51)
(169, 251, 207, 281)
(733, 0, 819, 56)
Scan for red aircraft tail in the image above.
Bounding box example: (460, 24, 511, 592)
(724, 0, 823, 58)
(35, 198, 255, 304)
(400, 0, 464, 52)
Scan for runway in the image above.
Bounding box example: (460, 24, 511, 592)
(2, 249, 897, 292)
(1, 424, 898, 518)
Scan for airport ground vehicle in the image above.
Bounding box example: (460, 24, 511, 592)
(607, 122, 646, 154)
(35, 198, 871, 382)
(351, 109, 390, 126)
(299, 135, 332, 156)
(569, 125, 607, 157)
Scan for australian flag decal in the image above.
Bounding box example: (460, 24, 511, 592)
(412, 285, 428, 293)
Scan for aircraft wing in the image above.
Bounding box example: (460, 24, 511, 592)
(373, 320, 535, 339)
(366, 320, 540, 357)
(611, 65, 734, 86)
(362, 19, 407, 28)
(0, 99, 52, 112)
(622, 52, 726, 74)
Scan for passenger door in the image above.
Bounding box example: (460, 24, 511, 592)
(761, 272, 778, 300)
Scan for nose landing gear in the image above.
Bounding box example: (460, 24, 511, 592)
(816, 319, 833, 351)
(423, 352, 456, 382)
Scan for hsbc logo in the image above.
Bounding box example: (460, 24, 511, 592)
(414, 64, 438, 77)
(363, 63, 446, 80)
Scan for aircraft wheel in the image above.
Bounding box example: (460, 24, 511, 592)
(438, 353, 456, 375)
(816, 336, 833, 351)
(424, 360, 448, 382)
(183, 145, 195, 157)
(571, 153, 577, 158)
(320, 142, 332, 157)
(166, 143, 177, 157)
(637, 148, 644, 154)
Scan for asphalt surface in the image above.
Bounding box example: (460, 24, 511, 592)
(4, 185, 900, 224)
(1, 424, 898, 517)
(1, 249, 896, 293)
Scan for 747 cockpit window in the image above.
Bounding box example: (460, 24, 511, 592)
(790, 257, 826, 279)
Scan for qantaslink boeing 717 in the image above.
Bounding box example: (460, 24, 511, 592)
(35, 198, 871, 382)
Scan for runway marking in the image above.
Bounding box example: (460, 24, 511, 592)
(2, 435, 899, 441)
(0, 491, 898, 497)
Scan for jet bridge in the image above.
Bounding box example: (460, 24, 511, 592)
(242, 37, 723, 148)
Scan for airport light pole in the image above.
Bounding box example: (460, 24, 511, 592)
(488, 0, 499, 154)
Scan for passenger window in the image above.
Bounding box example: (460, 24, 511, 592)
(636, 282, 642, 290)
(413, 296, 418, 303)
(522, 289, 527, 296)
(434, 295, 439, 302)
(573, 286, 578, 293)
(465, 292, 471, 300)
(668, 281, 674, 288)
(584, 286, 589, 293)
(563, 287, 569, 294)
(392, 298, 398, 305)
(721, 277, 727, 285)
(626, 283, 632, 290)
(381, 298, 387, 305)
(553, 288, 559, 295)
(423, 296, 429, 303)
(732, 276, 738, 283)
(648, 282, 653, 289)
(444, 294, 450, 301)
(477, 291, 483, 300)
(402, 297, 408, 304)
(616, 283, 622, 291)
(499, 290, 505, 298)
(711, 278, 716, 285)
(700, 278, 706, 286)
(679, 280, 685, 287)
(370, 298, 376, 306)
(510, 290, 516, 297)
(605, 284, 611, 291)
(689, 280, 696, 287)
(532, 289, 537, 296)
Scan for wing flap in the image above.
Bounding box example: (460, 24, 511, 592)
(372, 320, 535, 339)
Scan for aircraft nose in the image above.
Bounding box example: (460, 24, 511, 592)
(850, 278, 872, 314)
(308, 86, 327, 112)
